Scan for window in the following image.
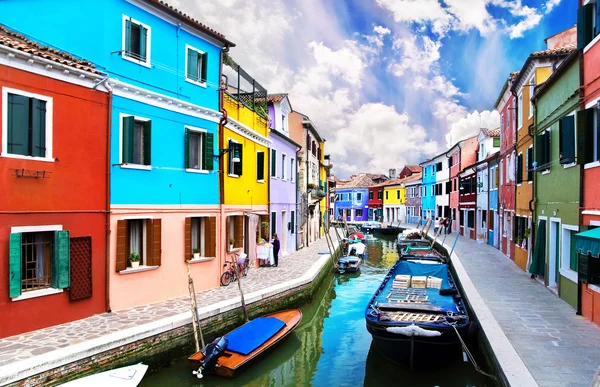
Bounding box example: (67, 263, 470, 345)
(385, 191, 389, 200)
(436, 162, 442, 172)
(281, 154, 286, 179)
(493, 137, 500, 148)
(8, 229, 70, 297)
(271, 212, 277, 237)
(378, 191, 383, 200)
(513, 216, 529, 250)
(115, 218, 161, 271)
(579, 107, 600, 164)
(535, 131, 551, 171)
(3, 89, 53, 160)
(424, 167, 427, 177)
(185, 45, 207, 85)
(460, 212, 465, 227)
(228, 140, 243, 176)
(578, 2, 600, 49)
(227, 215, 244, 249)
(516, 153, 523, 184)
(185, 128, 213, 171)
(529, 77, 535, 117)
(518, 94, 523, 128)
(185, 217, 217, 260)
(312, 141, 317, 156)
(369, 191, 373, 200)
(121, 115, 151, 166)
(256, 151, 265, 181)
(357, 192, 362, 201)
(356, 209, 363, 217)
(559, 115, 576, 164)
(396, 190, 400, 200)
(467, 211, 474, 228)
(445, 181, 451, 195)
(123, 16, 150, 66)
(527, 147, 534, 181)
(290, 158, 295, 182)
(271, 149, 277, 177)
(291, 211, 295, 234)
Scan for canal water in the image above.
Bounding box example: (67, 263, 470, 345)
(141, 237, 490, 387)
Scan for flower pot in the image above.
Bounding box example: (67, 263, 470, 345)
(229, 244, 234, 251)
(193, 253, 200, 260)
(130, 261, 140, 269)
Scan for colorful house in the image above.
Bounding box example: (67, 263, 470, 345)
(334, 173, 381, 223)
(404, 173, 422, 224)
(383, 179, 406, 224)
(511, 31, 574, 272)
(0, 27, 109, 337)
(448, 136, 478, 234)
(368, 184, 384, 221)
(420, 161, 437, 223)
(475, 129, 500, 244)
(488, 156, 500, 248)
(530, 49, 579, 308)
(577, 0, 600, 325)
(0, 0, 234, 311)
(267, 94, 299, 255)
(495, 72, 519, 261)
(459, 167, 477, 239)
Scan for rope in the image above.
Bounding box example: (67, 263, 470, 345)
(446, 320, 497, 381)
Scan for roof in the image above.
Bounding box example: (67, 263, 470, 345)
(267, 94, 288, 103)
(0, 24, 101, 74)
(298, 112, 324, 142)
(511, 44, 575, 93)
(494, 71, 519, 109)
(480, 128, 500, 138)
(142, 0, 234, 46)
(377, 172, 423, 188)
(269, 128, 302, 149)
(337, 173, 381, 188)
(405, 165, 421, 173)
(404, 173, 422, 185)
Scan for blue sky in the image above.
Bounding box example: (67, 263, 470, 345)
(177, 0, 577, 178)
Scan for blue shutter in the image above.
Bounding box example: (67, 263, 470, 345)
(9, 233, 22, 298)
(52, 230, 70, 289)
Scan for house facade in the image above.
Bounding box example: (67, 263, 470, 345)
(420, 161, 437, 224)
(448, 136, 478, 233)
(368, 184, 384, 221)
(475, 129, 500, 244)
(268, 94, 299, 255)
(404, 173, 422, 224)
(0, 0, 235, 311)
(577, 0, 600, 326)
(0, 28, 109, 337)
(530, 50, 579, 308)
(383, 180, 405, 224)
(495, 72, 519, 261)
(459, 167, 477, 239)
(488, 157, 500, 248)
(334, 188, 369, 223)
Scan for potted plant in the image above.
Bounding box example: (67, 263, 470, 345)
(229, 238, 235, 251)
(129, 253, 140, 269)
(192, 248, 200, 260)
(307, 183, 316, 190)
(261, 221, 270, 240)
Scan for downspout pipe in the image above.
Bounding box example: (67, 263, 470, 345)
(577, 50, 585, 315)
(219, 46, 230, 266)
(93, 75, 113, 313)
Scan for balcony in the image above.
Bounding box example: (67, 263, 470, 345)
(223, 54, 268, 120)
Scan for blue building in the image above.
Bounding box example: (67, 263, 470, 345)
(488, 158, 500, 248)
(0, 0, 235, 309)
(420, 161, 437, 225)
(334, 188, 370, 223)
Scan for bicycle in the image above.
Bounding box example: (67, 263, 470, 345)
(220, 253, 249, 286)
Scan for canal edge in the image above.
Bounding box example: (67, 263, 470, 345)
(0, 238, 341, 387)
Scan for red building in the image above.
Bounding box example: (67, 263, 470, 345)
(447, 136, 477, 233)
(577, 0, 600, 326)
(495, 72, 518, 262)
(398, 165, 420, 179)
(368, 184, 384, 221)
(0, 28, 109, 337)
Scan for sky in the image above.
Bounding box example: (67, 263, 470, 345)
(171, 0, 576, 178)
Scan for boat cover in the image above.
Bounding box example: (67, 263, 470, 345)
(374, 261, 459, 313)
(225, 317, 286, 356)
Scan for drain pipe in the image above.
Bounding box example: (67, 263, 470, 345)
(94, 76, 113, 312)
(219, 47, 230, 267)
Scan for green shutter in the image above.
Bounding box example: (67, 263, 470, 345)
(52, 230, 70, 289)
(271, 149, 276, 177)
(234, 143, 243, 176)
(7, 94, 30, 156)
(291, 211, 295, 234)
(140, 26, 147, 61)
(143, 120, 151, 165)
(271, 212, 276, 236)
(535, 134, 544, 167)
(122, 116, 134, 164)
(578, 4, 595, 49)
(559, 116, 575, 164)
(257, 152, 264, 180)
(31, 98, 46, 158)
(578, 109, 594, 164)
(596, 3, 600, 38)
(545, 131, 551, 165)
(570, 231, 578, 271)
(187, 49, 198, 80)
(201, 53, 208, 82)
(9, 233, 22, 298)
(125, 19, 132, 53)
(228, 140, 233, 175)
(184, 128, 190, 169)
(204, 132, 214, 171)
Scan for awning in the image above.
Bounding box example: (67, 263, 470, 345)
(529, 220, 546, 276)
(575, 227, 600, 258)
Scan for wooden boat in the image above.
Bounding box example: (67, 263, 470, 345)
(188, 309, 302, 379)
(365, 258, 470, 370)
(337, 254, 361, 273)
(399, 245, 446, 264)
(59, 363, 148, 387)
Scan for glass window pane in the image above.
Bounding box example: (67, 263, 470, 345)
(191, 218, 200, 250)
(189, 133, 200, 169)
(133, 122, 144, 164)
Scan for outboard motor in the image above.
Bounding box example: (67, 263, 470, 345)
(338, 258, 347, 273)
(349, 247, 357, 257)
(193, 336, 229, 379)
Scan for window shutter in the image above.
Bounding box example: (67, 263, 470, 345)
(234, 143, 243, 176)
(7, 94, 30, 156)
(185, 217, 191, 261)
(226, 217, 231, 250)
(535, 134, 544, 167)
(9, 233, 22, 298)
(228, 140, 233, 175)
(125, 19, 132, 53)
(257, 152, 264, 180)
(116, 220, 128, 272)
(140, 26, 147, 61)
(271, 149, 276, 177)
(234, 216, 244, 248)
(52, 230, 70, 289)
(204, 132, 214, 170)
(577, 109, 594, 164)
(143, 120, 152, 165)
(31, 98, 46, 158)
(516, 154, 522, 183)
(596, 3, 600, 38)
(544, 131, 551, 165)
(206, 216, 217, 257)
(187, 49, 198, 80)
(122, 116, 134, 164)
(69, 236, 92, 301)
(184, 128, 190, 169)
(559, 116, 575, 164)
(151, 219, 162, 266)
(291, 211, 295, 234)
(578, 4, 595, 49)
(201, 53, 208, 82)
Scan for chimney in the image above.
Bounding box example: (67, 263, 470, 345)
(389, 168, 397, 179)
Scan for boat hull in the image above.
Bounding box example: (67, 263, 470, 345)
(188, 309, 302, 378)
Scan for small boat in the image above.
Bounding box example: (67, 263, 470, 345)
(362, 221, 382, 231)
(337, 255, 361, 273)
(365, 258, 470, 370)
(188, 309, 302, 379)
(349, 242, 366, 257)
(348, 231, 366, 243)
(400, 245, 445, 263)
(59, 364, 148, 387)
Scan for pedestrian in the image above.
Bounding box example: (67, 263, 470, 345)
(447, 216, 453, 235)
(272, 233, 280, 267)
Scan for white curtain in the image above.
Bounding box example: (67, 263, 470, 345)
(130, 220, 142, 256)
(247, 214, 259, 264)
(35, 233, 45, 279)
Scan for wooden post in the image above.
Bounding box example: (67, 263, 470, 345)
(234, 259, 249, 323)
(187, 261, 205, 350)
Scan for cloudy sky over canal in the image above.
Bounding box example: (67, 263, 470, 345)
(171, 0, 576, 178)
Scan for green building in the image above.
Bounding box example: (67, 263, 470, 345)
(530, 50, 580, 308)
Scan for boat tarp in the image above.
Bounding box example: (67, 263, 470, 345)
(374, 261, 459, 313)
(530, 220, 546, 276)
(575, 227, 600, 259)
(225, 317, 286, 356)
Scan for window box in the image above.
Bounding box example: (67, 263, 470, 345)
(122, 15, 151, 68)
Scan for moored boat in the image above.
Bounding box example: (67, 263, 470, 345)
(58, 363, 148, 387)
(365, 259, 470, 370)
(188, 309, 302, 379)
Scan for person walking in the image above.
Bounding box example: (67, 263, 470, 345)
(272, 233, 280, 267)
(447, 216, 453, 235)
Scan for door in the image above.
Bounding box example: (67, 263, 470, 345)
(548, 220, 559, 290)
(507, 212, 512, 259)
(281, 211, 287, 253)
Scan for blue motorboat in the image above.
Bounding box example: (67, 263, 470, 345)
(365, 259, 471, 370)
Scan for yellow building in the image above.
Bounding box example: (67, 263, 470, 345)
(220, 58, 270, 265)
(319, 141, 327, 237)
(383, 179, 406, 224)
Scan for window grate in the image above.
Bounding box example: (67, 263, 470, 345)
(21, 232, 53, 292)
(70, 237, 92, 301)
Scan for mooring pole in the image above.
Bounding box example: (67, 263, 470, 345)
(449, 232, 460, 257)
(234, 258, 250, 323)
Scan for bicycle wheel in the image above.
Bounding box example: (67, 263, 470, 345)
(243, 262, 249, 276)
(220, 271, 232, 286)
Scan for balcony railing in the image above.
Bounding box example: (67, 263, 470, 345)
(223, 54, 268, 120)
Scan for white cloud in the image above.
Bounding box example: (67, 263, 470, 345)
(374, 25, 391, 36)
(389, 35, 441, 76)
(413, 75, 464, 98)
(445, 110, 500, 147)
(307, 41, 365, 87)
(544, 0, 562, 14)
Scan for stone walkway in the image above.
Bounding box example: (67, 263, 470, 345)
(411, 225, 600, 387)
(0, 232, 338, 371)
